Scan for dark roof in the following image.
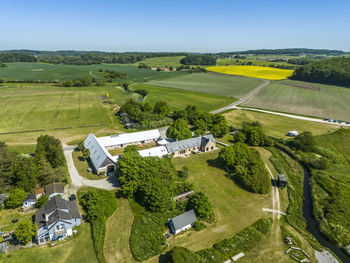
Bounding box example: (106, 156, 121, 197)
(170, 209, 197, 231)
(45, 182, 64, 196)
(35, 196, 80, 229)
(165, 135, 215, 153)
(100, 157, 114, 168)
(24, 194, 36, 202)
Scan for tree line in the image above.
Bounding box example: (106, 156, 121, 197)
(291, 57, 350, 87)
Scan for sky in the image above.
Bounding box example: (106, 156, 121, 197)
(1, 0, 349, 52)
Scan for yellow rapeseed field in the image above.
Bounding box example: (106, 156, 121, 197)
(206, 65, 294, 80)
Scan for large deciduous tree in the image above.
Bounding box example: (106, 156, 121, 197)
(166, 119, 192, 140)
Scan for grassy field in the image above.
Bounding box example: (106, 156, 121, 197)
(217, 58, 296, 68)
(223, 109, 339, 138)
(242, 80, 350, 120)
(0, 62, 186, 82)
(0, 222, 97, 263)
(72, 150, 102, 180)
(0, 209, 35, 233)
(171, 150, 271, 251)
(132, 84, 235, 112)
(206, 66, 294, 80)
(134, 56, 185, 67)
(148, 72, 262, 98)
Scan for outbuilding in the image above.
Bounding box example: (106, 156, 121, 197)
(278, 174, 287, 189)
(287, 131, 299, 137)
(22, 194, 36, 209)
(168, 209, 197, 235)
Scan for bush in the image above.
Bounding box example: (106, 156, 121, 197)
(193, 221, 206, 231)
(5, 188, 27, 209)
(290, 131, 315, 152)
(169, 246, 199, 263)
(188, 192, 213, 220)
(252, 217, 272, 235)
(14, 221, 37, 245)
(36, 194, 48, 208)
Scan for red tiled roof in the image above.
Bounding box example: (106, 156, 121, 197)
(35, 188, 44, 195)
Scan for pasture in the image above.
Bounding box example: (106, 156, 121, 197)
(223, 109, 339, 138)
(206, 65, 294, 80)
(134, 56, 185, 67)
(148, 72, 262, 97)
(131, 84, 235, 112)
(0, 62, 186, 82)
(242, 80, 350, 120)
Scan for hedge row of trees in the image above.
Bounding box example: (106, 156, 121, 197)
(0, 135, 67, 199)
(180, 54, 216, 65)
(291, 57, 350, 87)
(0, 52, 36, 62)
(233, 120, 273, 146)
(219, 143, 271, 194)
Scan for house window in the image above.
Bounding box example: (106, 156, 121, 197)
(211, 146, 214, 150)
(206, 147, 209, 151)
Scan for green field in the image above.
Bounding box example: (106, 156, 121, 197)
(0, 222, 97, 263)
(134, 56, 185, 67)
(148, 72, 262, 97)
(217, 58, 296, 68)
(223, 110, 339, 138)
(0, 62, 186, 82)
(242, 80, 350, 120)
(132, 84, 235, 112)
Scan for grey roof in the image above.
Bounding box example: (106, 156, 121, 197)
(45, 182, 64, 196)
(0, 194, 7, 202)
(170, 209, 197, 231)
(165, 134, 215, 153)
(24, 194, 36, 202)
(278, 174, 287, 182)
(35, 196, 80, 229)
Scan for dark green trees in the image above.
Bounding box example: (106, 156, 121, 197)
(5, 188, 27, 208)
(14, 221, 37, 245)
(188, 192, 213, 219)
(219, 143, 271, 194)
(166, 119, 192, 140)
(168, 246, 199, 263)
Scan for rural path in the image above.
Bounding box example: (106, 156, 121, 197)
(89, 71, 97, 79)
(264, 164, 282, 220)
(210, 79, 270, 114)
(63, 146, 119, 195)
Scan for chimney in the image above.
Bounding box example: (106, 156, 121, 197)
(45, 213, 49, 223)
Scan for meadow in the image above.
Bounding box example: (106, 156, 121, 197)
(148, 72, 263, 97)
(134, 56, 185, 67)
(0, 62, 186, 82)
(206, 65, 294, 80)
(223, 109, 339, 138)
(131, 84, 235, 112)
(242, 80, 350, 120)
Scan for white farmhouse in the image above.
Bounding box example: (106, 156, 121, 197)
(168, 209, 197, 235)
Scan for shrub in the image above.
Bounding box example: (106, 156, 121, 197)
(188, 192, 213, 220)
(14, 221, 37, 245)
(36, 194, 48, 208)
(193, 221, 206, 231)
(5, 188, 27, 209)
(169, 246, 199, 263)
(252, 217, 272, 235)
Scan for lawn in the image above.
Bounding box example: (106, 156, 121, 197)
(134, 56, 185, 68)
(206, 66, 294, 80)
(0, 222, 97, 263)
(148, 72, 263, 97)
(223, 109, 339, 138)
(0, 209, 35, 233)
(242, 80, 350, 120)
(132, 84, 235, 112)
(0, 62, 186, 82)
(171, 150, 271, 251)
(72, 150, 102, 180)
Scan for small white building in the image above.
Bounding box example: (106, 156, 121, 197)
(168, 209, 197, 235)
(22, 194, 36, 209)
(287, 131, 299, 137)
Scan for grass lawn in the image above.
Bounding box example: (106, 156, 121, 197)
(242, 80, 350, 120)
(171, 150, 271, 251)
(0, 62, 186, 82)
(134, 56, 185, 68)
(0, 222, 97, 263)
(0, 209, 35, 233)
(148, 72, 262, 98)
(107, 142, 156, 156)
(132, 84, 235, 112)
(72, 150, 102, 180)
(223, 109, 339, 138)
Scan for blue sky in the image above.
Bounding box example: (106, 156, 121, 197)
(1, 0, 349, 52)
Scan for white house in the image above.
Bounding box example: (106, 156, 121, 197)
(168, 209, 197, 235)
(35, 196, 81, 245)
(22, 194, 36, 209)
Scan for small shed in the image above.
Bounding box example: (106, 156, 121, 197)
(278, 174, 287, 189)
(169, 209, 197, 235)
(22, 194, 36, 208)
(287, 131, 299, 137)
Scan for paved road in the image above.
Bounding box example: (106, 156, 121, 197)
(210, 79, 270, 114)
(63, 147, 119, 194)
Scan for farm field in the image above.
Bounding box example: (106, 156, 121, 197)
(217, 58, 297, 68)
(0, 62, 186, 82)
(242, 80, 350, 121)
(148, 72, 263, 97)
(0, 222, 97, 263)
(206, 65, 294, 80)
(132, 84, 235, 112)
(134, 56, 185, 67)
(223, 109, 339, 138)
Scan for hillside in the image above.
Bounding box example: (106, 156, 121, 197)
(291, 57, 350, 87)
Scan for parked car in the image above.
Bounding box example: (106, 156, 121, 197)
(69, 194, 76, 201)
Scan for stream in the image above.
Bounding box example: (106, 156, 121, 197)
(302, 168, 350, 262)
